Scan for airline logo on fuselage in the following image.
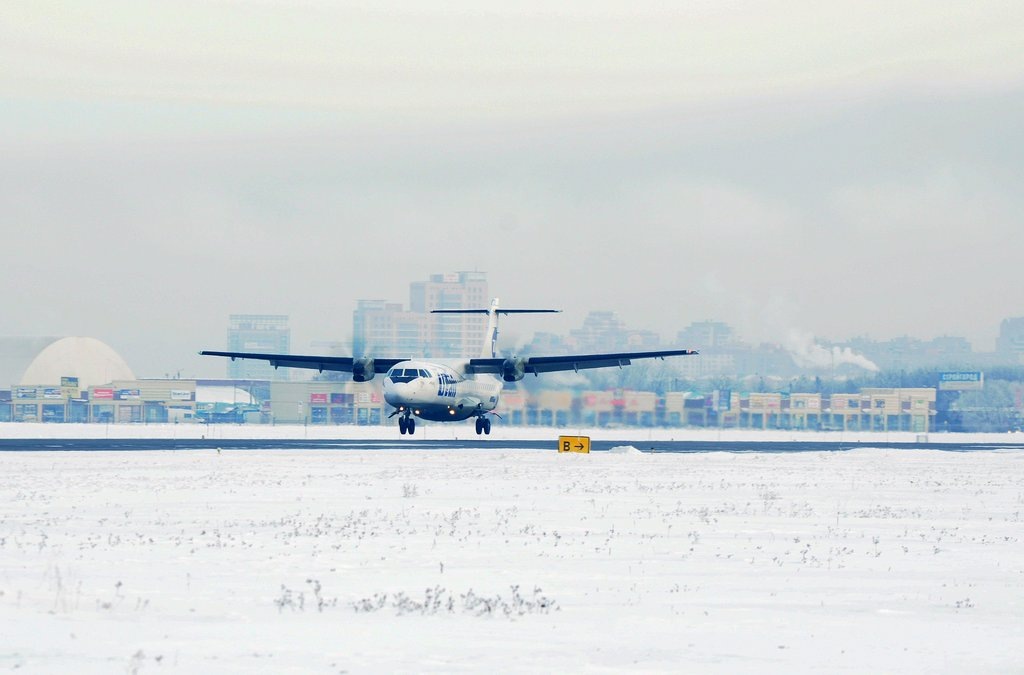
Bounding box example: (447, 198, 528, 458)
(437, 372, 457, 398)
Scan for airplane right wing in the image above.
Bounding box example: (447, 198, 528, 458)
(466, 348, 698, 379)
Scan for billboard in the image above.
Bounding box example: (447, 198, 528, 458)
(116, 389, 141, 400)
(938, 371, 984, 391)
(170, 390, 193, 401)
(310, 393, 328, 404)
(61, 376, 79, 388)
(42, 387, 63, 399)
(93, 388, 114, 400)
(14, 387, 36, 399)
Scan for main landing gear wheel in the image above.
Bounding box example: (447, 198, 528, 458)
(475, 417, 492, 435)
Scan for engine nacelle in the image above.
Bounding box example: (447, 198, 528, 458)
(352, 357, 375, 382)
(502, 357, 527, 382)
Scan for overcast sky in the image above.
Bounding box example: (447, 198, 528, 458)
(2, 1, 1022, 377)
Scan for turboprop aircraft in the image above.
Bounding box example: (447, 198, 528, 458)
(200, 299, 697, 435)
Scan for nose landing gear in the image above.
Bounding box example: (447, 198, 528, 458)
(474, 416, 491, 435)
(398, 413, 416, 435)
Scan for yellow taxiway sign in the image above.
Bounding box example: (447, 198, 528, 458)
(558, 435, 591, 453)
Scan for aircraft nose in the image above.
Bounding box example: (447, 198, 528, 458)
(384, 379, 427, 405)
(383, 380, 405, 401)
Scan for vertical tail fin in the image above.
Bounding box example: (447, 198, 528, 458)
(431, 299, 560, 359)
(483, 298, 501, 358)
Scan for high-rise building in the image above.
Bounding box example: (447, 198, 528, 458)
(568, 311, 627, 352)
(842, 334, 978, 370)
(997, 317, 1024, 365)
(411, 272, 489, 358)
(677, 321, 735, 350)
(568, 311, 660, 352)
(226, 315, 290, 380)
(409, 271, 489, 312)
(353, 272, 489, 359)
(352, 300, 430, 358)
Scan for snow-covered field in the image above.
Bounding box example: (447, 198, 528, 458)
(3, 421, 1024, 446)
(2, 447, 1023, 673)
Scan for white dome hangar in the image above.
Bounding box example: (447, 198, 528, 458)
(19, 337, 135, 390)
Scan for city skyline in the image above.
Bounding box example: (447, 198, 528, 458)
(2, 3, 1022, 377)
(3, 283, 1023, 383)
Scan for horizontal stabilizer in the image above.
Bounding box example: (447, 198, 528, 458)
(431, 309, 561, 315)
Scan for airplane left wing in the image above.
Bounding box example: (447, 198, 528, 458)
(466, 348, 698, 377)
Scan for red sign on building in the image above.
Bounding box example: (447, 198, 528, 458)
(310, 393, 328, 404)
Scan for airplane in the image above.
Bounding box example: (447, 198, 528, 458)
(200, 299, 697, 435)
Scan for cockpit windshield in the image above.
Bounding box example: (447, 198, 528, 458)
(388, 368, 430, 384)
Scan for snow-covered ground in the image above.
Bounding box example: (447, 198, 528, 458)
(2, 447, 1023, 672)
(3, 421, 1024, 445)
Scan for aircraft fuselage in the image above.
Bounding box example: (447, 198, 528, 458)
(382, 359, 502, 422)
